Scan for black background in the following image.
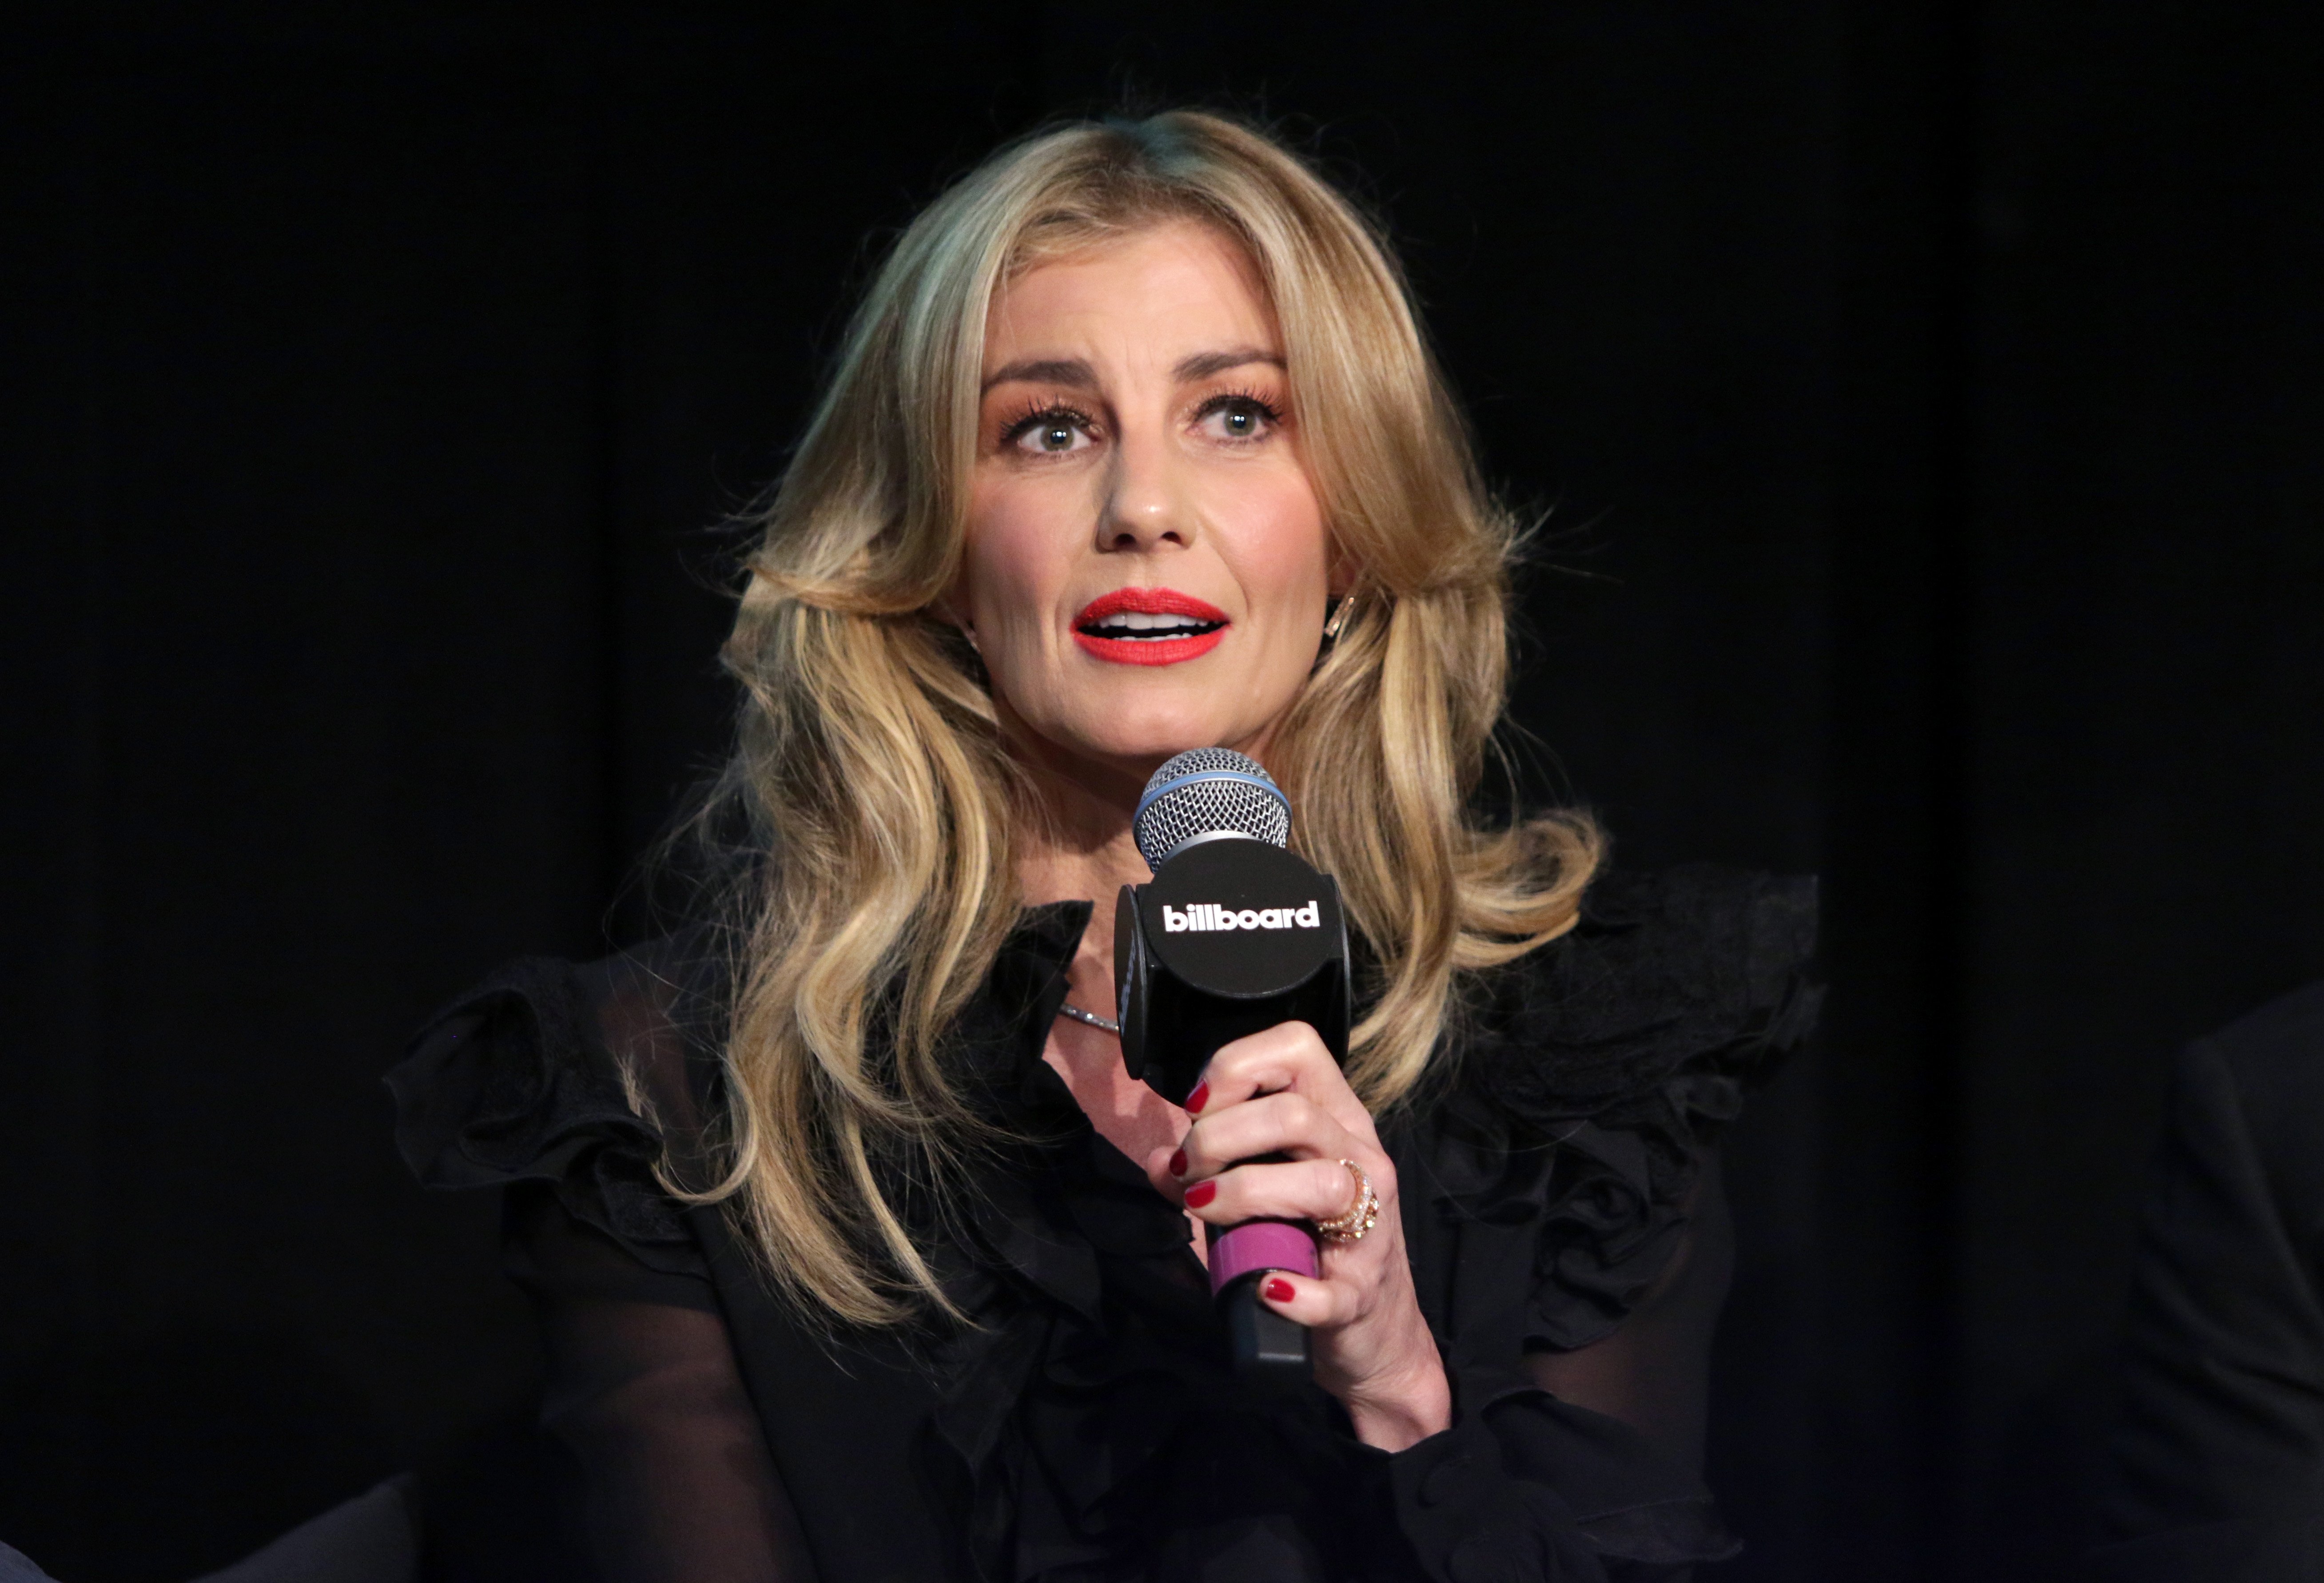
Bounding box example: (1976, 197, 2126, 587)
(4, 4, 2320, 1580)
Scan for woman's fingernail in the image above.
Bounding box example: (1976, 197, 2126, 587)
(1186, 1081, 1210, 1114)
(1263, 1277, 1295, 1303)
(1184, 1180, 1217, 1209)
(1167, 1148, 1187, 1178)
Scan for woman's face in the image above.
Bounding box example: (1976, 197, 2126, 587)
(956, 220, 1333, 798)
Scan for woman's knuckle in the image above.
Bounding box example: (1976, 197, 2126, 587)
(1231, 1106, 1277, 1150)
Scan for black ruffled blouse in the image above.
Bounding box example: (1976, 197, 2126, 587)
(388, 864, 1819, 1583)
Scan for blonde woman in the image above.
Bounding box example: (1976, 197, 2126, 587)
(393, 110, 1819, 1583)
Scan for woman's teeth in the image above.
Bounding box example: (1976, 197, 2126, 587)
(1085, 613, 1222, 636)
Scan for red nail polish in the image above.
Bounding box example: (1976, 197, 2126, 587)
(1167, 1148, 1187, 1178)
(1186, 1081, 1210, 1113)
(1184, 1180, 1216, 1208)
(1263, 1277, 1295, 1303)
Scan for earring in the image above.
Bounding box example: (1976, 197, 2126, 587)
(1322, 597, 1353, 642)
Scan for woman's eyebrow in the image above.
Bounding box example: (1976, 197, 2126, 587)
(981, 357, 1094, 394)
(1174, 346, 1285, 381)
(979, 346, 1285, 395)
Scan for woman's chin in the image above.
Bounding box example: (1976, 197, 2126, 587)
(993, 673, 1286, 778)
(1030, 715, 1267, 774)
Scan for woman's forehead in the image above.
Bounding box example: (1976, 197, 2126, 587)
(984, 221, 1278, 369)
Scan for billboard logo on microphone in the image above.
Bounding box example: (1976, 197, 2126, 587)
(1161, 901, 1322, 933)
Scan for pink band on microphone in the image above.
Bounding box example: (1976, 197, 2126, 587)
(1208, 1220, 1320, 1296)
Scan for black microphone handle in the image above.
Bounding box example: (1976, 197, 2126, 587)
(1114, 845, 1352, 1389)
(1219, 1268, 1313, 1386)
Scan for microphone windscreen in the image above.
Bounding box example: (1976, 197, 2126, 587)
(1132, 748, 1291, 871)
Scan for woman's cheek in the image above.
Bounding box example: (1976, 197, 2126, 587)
(1221, 477, 1329, 648)
(964, 484, 1073, 633)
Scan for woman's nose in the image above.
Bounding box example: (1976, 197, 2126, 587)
(1097, 426, 1195, 553)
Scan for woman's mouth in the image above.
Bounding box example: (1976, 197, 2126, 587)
(1072, 587, 1229, 666)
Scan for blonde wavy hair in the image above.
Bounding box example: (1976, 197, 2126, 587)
(693, 110, 1601, 1326)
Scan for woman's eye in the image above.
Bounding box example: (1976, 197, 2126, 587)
(1010, 412, 1092, 455)
(1198, 397, 1279, 441)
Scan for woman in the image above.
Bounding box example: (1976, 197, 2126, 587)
(391, 110, 1819, 1582)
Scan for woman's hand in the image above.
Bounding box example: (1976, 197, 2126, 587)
(1152, 1022, 1451, 1452)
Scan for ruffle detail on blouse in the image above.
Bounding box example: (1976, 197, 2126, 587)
(1425, 864, 1821, 1353)
(928, 976, 1428, 1583)
(933, 1187, 1422, 1583)
(386, 956, 705, 1277)
(937, 1297, 1382, 1582)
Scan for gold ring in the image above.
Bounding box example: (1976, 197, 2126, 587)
(1313, 1158, 1380, 1243)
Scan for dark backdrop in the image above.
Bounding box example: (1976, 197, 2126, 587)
(4, 5, 2319, 1581)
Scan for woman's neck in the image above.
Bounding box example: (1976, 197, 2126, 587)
(1015, 760, 1194, 1212)
(1008, 740, 1157, 958)
(1015, 776, 1146, 1030)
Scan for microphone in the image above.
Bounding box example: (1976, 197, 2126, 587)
(1114, 748, 1353, 1388)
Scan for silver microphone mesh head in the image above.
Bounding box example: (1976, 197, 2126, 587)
(1132, 748, 1291, 871)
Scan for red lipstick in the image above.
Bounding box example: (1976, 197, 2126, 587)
(1071, 587, 1229, 666)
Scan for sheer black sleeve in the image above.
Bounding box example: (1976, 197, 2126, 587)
(1385, 865, 1821, 1580)
(389, 953, 815, 1583)
(507, 1188, 816, 1583)
(1519, 1153, 1736, 1477)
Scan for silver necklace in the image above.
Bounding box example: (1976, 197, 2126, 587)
(1056, 1002, 1121, 1035)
